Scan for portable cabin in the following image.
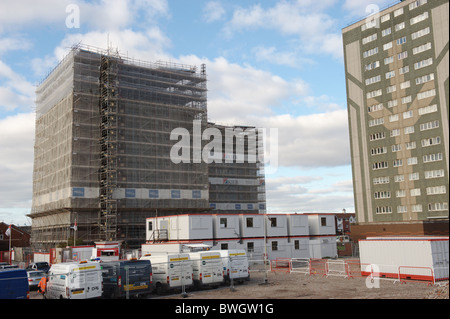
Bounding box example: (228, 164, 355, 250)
(359, 236, 449, 282)
(309, 236, 338, 259)
(306, 214, 336, 236)
(239, 214, 264, 238)
(286, 214, 309, 236)
(146, 214, 213, 242)
(289, 236, 310, 259)
(265, 214, 288, 238)
(212, 214, 241, 239)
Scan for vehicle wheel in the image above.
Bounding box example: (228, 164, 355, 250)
(155, 283, 163, 295)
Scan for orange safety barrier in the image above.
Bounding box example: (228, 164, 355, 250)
(309, 258, 328, 277)
(270, 258, 291, 273)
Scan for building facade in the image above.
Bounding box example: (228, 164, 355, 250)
(343, 0, 449, 235)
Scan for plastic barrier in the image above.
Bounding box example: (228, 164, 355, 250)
(270, 258, 291, 273)
(397, 266, 435, 285)
(290, 258, 310, 275)
(309, 258, 328, 277)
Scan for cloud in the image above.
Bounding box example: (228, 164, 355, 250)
(224, 0, 343, 58)
(0, 60, 35, 111)
(0, 113, 35, 213)
(203, 1, 226, 23)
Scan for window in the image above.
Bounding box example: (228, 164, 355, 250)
(381, 14, 390, 23)
(271, 241, 278, 251)
(386, 70, 395, 79)
(384, 56, 394, 65)
(370, 132, 386, 141)
(403, 110, 413, 119)
(398, 51, 408, 60)
(383, 42, 393, 51)
(269, 217, 277, 227)
(365, 60, 380, 71)
(426, 186, 446, 195)
(393, 159, 403, 167)
(376, 206, 392, 214)
(404, 126, 414, 134)
(387, 85, 397, 94)
(397, 36, 407, 45)
(368, 103, 383, 113)
(406, 141, 416, 150)
(422, 136, 441, 147)
(420, 120, 439, 131)
(418, 89, 436, 100)
(397, 206, 407, 214)
(415, 58, 433, 70)
(321, 217, 327, 226)
(392, 144, 401, 152)
(425, 169, 444, 179)
(428, 203, 448, 212)
(221, 243, 228, 250)
(390, 129, 400, 137)
(412, 204, 423, 212)
(395, 22, 405, 31)
(363, 47, 378, 58)
(363, 33, 377, 45)
(410, 0, 428, 10)
(410, 188, 421, 196)
(382, 27, 391, 37)
(372, 161, 388, 170)
(367, 89, 382, 99)
(418, 104, 437, 115)
(374, 191, 390, 199)
(396, 190, 406, 198)
(220, 218, 228, 228)
(423, 153, 443, 163)
(416, 73, 434, 85)
(394, 175, 405, 182)
(410, 11, 429, 25)
(413, 42, 432, 55)
(409, 172, 419, 181)
(387, 100, 398, 108)
(401, 96, 412, 104)
(390, 114, 399, 122)
(369, 117, 384, 127)
(411, 27, 430, 40)
(399, 66, 409, 75)
(407, 157, 418, 165)
(247, 242, 254, 252)
(148, 221, 153, 231)
(373, 176, 390, 185)
(394, 8, 404, 17)
(366, 75, 381, 85)
(400, 81, 410, 89)
(294, 240, 300, 250)
(246, 217, 253, 228)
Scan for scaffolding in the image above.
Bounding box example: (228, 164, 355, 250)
(29, 46, 210, 250)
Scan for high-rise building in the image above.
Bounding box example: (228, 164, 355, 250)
(29, 46, 266, 250)
(342, 0, 449, 237)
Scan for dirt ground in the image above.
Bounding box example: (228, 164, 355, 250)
(162, 271, 449, 300)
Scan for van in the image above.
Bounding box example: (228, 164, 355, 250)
(219, 250, 249, 283)
(101, 259, 153, 298)
(0, 269, 29, 299)
(46, 261, 102, 299)
(140, 253, 192, 294)
(189, 251, 224, 288)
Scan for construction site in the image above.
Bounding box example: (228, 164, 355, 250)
(28, 45, 265, 251)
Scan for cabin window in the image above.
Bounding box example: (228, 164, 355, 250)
(247, 242, 254, 252)
(148, 221, 153, 231)
(321, 217, 327, 226)
(221, 243, 228, 250)
(269, 218, 277, 227)
(294, 240, 300, 250)
(246, 217, 253, 228)
(271, 241, 278, 251)
(220, 218, 228, 228)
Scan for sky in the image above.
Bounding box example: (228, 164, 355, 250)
(0, 0, 398, 225)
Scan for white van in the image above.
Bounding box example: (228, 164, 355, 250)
(189, 251, 224, 288)
(140, 253, 193, 294)
(45, 261, 102, 299)
(219, 250, 249, 283)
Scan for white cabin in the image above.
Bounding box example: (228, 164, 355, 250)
(239, 214, 264, 238)
(306, 214, 336, 236)
(212, 214, 241, 239)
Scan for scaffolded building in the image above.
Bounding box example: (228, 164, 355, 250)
(30, 46, 209, 249)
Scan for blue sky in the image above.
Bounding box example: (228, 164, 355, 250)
(0, 0, 397, 225)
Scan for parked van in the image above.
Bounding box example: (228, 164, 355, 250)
(0, 269, 29, 299)
(140, 253, 192, 294)
(46, 261, 102, 299)
(101, 259, 153, 298)
(219, 250, 249, 283)
(189, 251, 223, 288)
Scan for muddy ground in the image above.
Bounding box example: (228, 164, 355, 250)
(162, 270, 449, 300)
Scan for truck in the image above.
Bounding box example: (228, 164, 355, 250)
(140, 253, 193, 294)
(101, 259, 153, 298)
(219, 250, 249, 283)
(0, 269, 29, 299)
(45, 261, 102, 299)
(189, 251, 224, 288)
